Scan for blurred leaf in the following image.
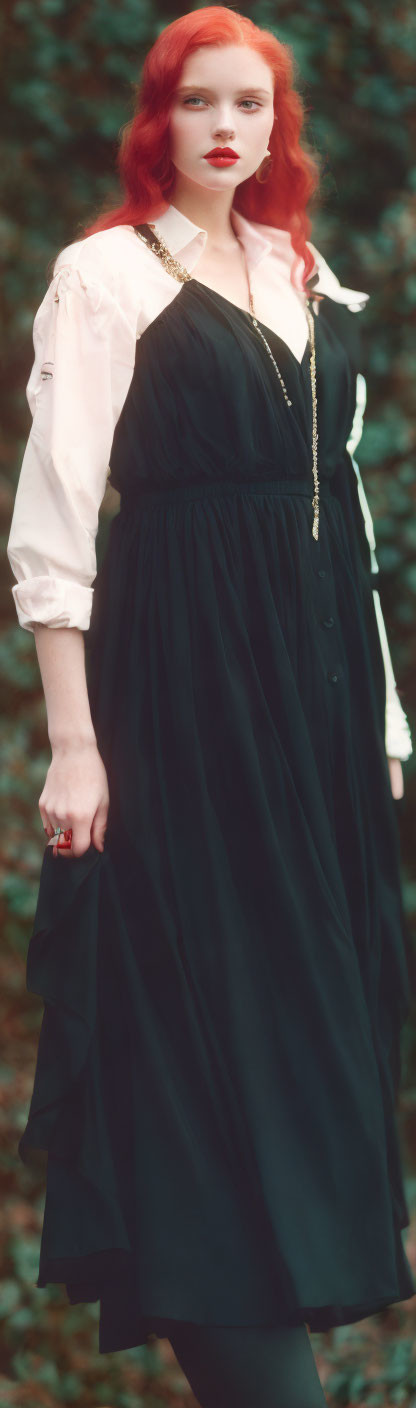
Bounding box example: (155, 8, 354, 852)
(0, 1282, 21, 1318)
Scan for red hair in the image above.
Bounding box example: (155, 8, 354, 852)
(79, 6, 322, 292)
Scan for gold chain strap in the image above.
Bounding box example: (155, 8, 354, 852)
(305, 302, 319, 541)
(134, 225, 319, 540)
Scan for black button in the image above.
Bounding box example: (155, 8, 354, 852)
(317, 569, 327, 578)
(322, 616, 334, 629)
(327, 670, 339, 684)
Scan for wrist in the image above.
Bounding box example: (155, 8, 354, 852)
(49, 729, 97, 754)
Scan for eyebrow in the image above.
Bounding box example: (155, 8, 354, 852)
(176, 85, 272, 96)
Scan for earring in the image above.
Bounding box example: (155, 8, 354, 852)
(255, 148, 273, 184)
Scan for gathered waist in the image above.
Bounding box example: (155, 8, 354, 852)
(118, 475, 334, 510)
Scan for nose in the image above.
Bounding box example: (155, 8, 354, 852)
(212, 110, 236, 140)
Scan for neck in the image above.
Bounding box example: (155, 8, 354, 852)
(168, 179, 240, 251)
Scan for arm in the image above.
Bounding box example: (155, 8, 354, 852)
(33, 623, 97, 750)
(346, 372, 412, 767)
(7, 253, 135, 853)
(307, 239, 413, 771)
(7, 256, 133, 631)
(33, 623, 110, 857)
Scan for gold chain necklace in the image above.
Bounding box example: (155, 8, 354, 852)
(134, 223, 320, 540)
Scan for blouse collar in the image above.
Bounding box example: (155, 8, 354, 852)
(146, 201, 369, 312)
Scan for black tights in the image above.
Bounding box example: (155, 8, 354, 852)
(168, 1320, 327, 1408)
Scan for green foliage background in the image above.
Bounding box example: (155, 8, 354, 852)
(1, 1, 416, 1403)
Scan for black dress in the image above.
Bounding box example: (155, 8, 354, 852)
(19, 272, 415, 1354)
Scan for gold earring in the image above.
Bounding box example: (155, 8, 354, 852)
(255, 148, 273, 184)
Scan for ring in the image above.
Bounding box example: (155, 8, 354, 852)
(51, 826, 73, 851)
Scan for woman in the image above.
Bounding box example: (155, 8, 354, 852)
(7, 7, 414, 1405)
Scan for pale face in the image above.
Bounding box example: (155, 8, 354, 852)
(168, 44, 275, 193)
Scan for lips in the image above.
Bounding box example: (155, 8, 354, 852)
(204, 148, 239, 158)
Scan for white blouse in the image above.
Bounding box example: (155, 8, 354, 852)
(6, 201, 412, 761)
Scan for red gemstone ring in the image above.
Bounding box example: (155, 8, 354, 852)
(53, 827, 73, 849)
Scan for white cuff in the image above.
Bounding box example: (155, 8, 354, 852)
(372, 589, 413, 761)
(385, 694, 413, 762)
(10, 576, 94, 633)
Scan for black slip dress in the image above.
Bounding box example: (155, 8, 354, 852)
(18, 250, 415, 1353)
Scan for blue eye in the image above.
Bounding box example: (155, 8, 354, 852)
(183, 97, 260, 110)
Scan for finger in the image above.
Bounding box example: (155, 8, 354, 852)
(46, 834, 72, 857)
(47, 832, 73, 858)
(68, 824, 94, 859)
(45, 820, 73, 857)
(56, 828, 74, 857)
(91, 807, 109, 853)
(48, 811, 71, 832)
(39, 804, 54, 838)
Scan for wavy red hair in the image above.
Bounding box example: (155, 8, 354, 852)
(79, 6, 322, 292)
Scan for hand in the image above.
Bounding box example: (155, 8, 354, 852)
(387, 756, 404, 800)
(39, 739, 110, 858)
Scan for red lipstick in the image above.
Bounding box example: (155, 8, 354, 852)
(204, 146, 240, 166)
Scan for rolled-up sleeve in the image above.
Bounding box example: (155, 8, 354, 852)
(308, 242, 412, 762)
(347, 373, 413, 763)
(7, 252, 135, 632)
